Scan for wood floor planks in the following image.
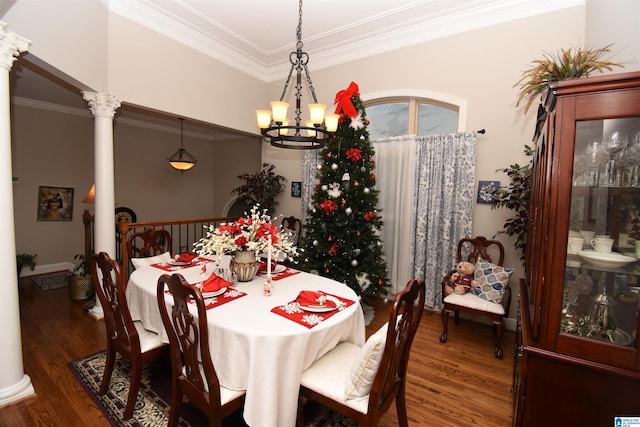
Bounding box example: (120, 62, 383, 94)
(0, 278, 515, 426)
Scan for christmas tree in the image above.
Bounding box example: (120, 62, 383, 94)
(300, 82, 389, 298)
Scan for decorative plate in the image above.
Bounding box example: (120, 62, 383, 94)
(577, 250, 637, 269)
(202, 287, 226, 298)
(115, 207, 136, 224)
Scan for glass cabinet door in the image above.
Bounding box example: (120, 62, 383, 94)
(563, 117, 640, 347)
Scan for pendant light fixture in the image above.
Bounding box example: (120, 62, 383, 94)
(256, 0, 339, 149)
(168, 118, 197, 171)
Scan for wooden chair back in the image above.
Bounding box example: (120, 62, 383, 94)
(127, 228, 172, 260)
(157, 273, 243, 425)
(281, 216, 302, 245)
(457, 235, 505, 265)
(298, 279, 425, 427)
(91, 251, 168, 420)
(367, 279, 425, 421)
(92, 252, 139, 357)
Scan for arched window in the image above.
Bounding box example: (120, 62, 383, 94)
(364, 97, 459, 139)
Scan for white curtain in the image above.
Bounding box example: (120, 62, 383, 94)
(371, 136, 416, 295)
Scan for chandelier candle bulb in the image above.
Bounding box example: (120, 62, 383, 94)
(324, 113, 340, 132)
(305, 120, 316, 137)
(278, 120, 290, 136)
(256, 110, 272, 129)
(271, 101, 289, 123)
(308, 103, 326, 124)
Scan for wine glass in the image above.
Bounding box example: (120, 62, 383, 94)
(603, 130, 627, 156)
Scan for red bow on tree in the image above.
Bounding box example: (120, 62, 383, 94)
(334, 81, 360, 118)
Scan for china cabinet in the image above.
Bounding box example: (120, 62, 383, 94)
(514, 71, 640, 426)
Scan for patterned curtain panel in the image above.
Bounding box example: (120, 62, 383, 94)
(302, 150, 320, 223)
(411, 132, 476, 308)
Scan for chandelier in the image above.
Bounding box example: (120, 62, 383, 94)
(168, 118, 197, 171)
(256, 0, 339, 149)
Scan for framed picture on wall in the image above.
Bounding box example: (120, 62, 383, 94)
(477, 180, 500, 204)
(37, 186, 74, 221)
(291, 181, 302, 198)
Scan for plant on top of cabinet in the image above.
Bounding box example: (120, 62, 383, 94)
(513, 44, 624, 114)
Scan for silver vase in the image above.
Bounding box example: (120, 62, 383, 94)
(230, 250, 260, 282)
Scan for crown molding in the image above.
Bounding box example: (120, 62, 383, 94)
(110, 0, 584, 82)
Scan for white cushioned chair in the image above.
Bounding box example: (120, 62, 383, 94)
(296, 279, 425, 427)
(439, 236, 512, 359)
(157, 273, 245, 426)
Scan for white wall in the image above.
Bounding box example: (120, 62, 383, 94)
(11, 104, 261, 266)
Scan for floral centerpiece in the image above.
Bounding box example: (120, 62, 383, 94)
(193, 205, 299, 280)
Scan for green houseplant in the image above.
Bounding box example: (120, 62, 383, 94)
(16, 253, 36, 276)
(232, 163, 286, 214)
(514, 44, 623, 114)
(69, 253, 93, 301)
(492, 145, 533, 262)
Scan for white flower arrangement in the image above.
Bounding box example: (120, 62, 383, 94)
(193, 205, 299, 262)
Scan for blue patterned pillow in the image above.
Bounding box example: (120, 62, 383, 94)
(472, 258, 514, 304)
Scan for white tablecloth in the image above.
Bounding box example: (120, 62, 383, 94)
(125, 256, 365, 427)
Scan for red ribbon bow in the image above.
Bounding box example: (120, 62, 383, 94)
(334, 81, 360, 118)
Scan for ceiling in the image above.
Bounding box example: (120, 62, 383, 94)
(8, 0, 582, 141)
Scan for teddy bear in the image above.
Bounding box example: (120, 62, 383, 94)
(445, 261, 478, 295)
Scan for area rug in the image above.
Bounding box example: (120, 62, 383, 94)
(68, 350, 357, 427)
(31, 270, 71, 291)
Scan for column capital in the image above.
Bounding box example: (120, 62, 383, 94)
(82, 92, 121, 119)
(0, 22, 30, 71)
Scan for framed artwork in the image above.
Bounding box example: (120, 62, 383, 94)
(291, 181, 302, 198)
(477, 181, 500, 204)
(37, 186, 74, 221)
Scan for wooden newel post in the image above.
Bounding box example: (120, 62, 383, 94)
(118, 217, 131, 285)
(83, 209, 94, 262)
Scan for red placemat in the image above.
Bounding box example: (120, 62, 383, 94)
(271, 292, 355, 328)
(165, 287, 246, 310)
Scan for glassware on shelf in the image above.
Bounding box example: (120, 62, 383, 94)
(584, 139, 604, 186)
(602, 130, 628, 157)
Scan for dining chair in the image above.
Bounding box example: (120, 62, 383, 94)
(157, 273, 245, 427)
(296, 279, 425, 427)
(439, 236, 511, 359)
(281, 216, 302, 246)
(127, 228, 172, 260)
(90, 251, 168, 420)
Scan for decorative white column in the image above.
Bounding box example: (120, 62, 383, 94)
(0, 22, 34, 406)
(82, 92, 121, 320)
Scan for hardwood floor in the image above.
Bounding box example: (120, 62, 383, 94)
(1, 278, 515, 426)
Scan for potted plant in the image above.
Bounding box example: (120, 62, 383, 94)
(69, 254, 94, 301)
(513, 44, 623, 114)
(492, 145, 533, 263)
(232, 163, 286, 215)
(16, 253, 36, 276)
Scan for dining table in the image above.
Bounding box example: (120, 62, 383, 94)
(125, 255, 365, 427)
